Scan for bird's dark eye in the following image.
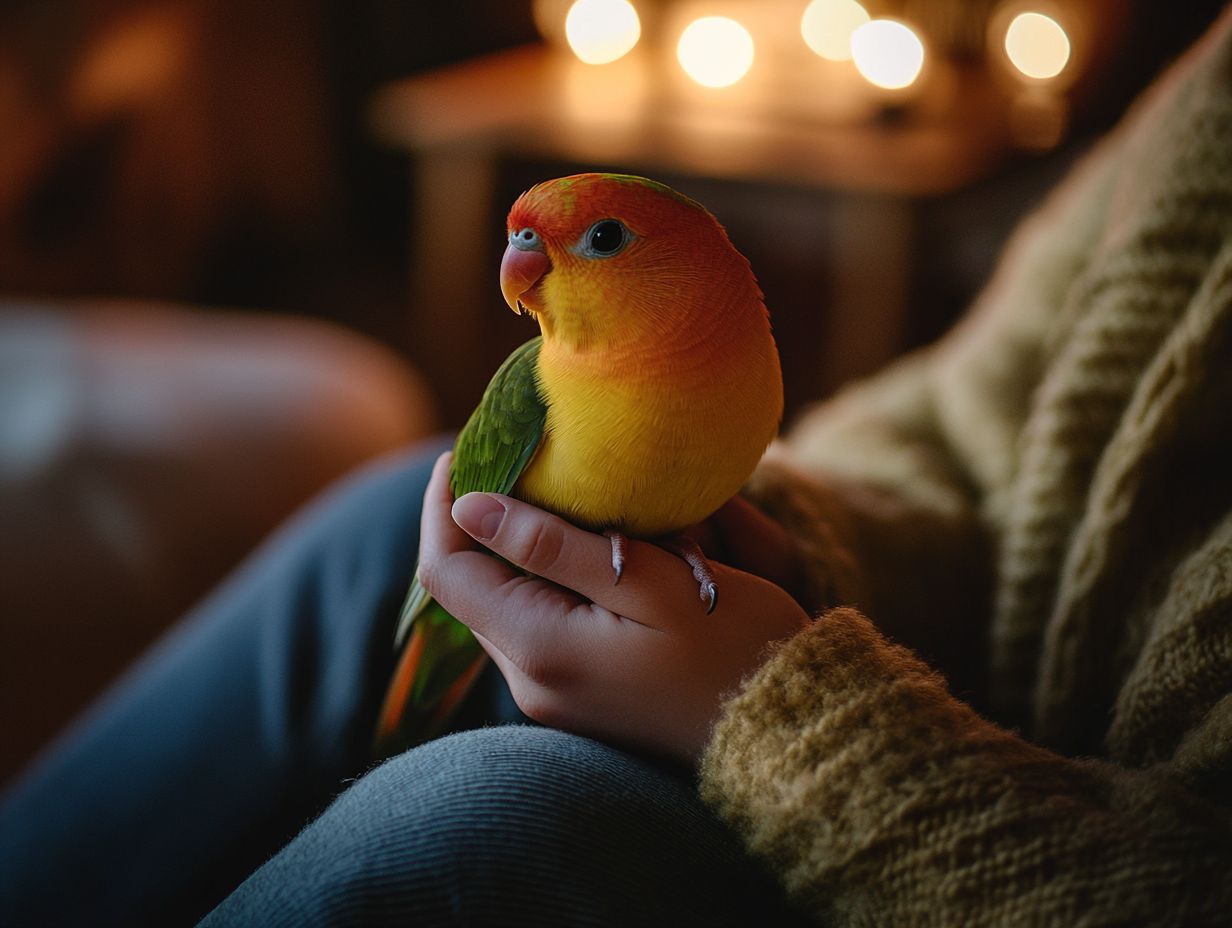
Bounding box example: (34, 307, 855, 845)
(584, 219, 628, 257)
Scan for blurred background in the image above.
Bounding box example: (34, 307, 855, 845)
(1, 0, 1226, 783)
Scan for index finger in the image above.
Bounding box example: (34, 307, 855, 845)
(451, 492, 712, 626)
(416, 451, 524, 601)
(417, 461, 608, 673)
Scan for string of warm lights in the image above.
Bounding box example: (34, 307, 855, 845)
(1004, 10, 1071, 80)
(677, 16, 755, 88)
(564, 0, 642, 64)
(541, 0, 1073, 93)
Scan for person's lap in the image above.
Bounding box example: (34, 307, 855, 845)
(1, 440, 805, 926)
(202, 725, 804, 927)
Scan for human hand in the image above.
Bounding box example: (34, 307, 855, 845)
(686, 493, 808, 607)
(417, 453, 811, 765)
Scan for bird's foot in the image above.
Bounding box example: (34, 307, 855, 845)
(603, 530, 628, 584)
(660, 535, 718, 615)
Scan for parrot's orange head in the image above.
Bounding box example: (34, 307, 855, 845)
(500, 173, 764, 350)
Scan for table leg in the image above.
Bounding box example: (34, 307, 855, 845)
(408, 149, 498, 426)
(819, 192, 914, 389)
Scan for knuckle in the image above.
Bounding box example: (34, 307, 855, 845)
(416, 559, 443, 597)
(509, 517, 566, 576)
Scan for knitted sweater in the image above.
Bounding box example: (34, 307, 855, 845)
(700, 10, 1232, 925)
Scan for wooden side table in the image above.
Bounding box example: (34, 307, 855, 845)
(370, 43, 1015, 425)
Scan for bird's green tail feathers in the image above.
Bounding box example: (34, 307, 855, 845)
(394, 573, 433, 649)
(374, 590, 487, 759)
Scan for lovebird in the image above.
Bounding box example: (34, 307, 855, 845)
(374, 173, 783, 754)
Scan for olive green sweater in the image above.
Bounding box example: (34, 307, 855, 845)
(701, 10, 1232, 925)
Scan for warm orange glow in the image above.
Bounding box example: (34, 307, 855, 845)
(532, 0, 572, 45)
(676, 17, 755, 89)
(850, 19, 924, 91)
(70, 8, 192, 114)
(1004, 12, 1070, 80)
(564, 0, 641, 65)
(800, 0, 870, 62)
(561, 52, 649, 125)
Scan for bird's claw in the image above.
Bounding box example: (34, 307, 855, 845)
(604, 530, 627, 585)
(608, 531, 719, 612)
(660, 534, 720, 615)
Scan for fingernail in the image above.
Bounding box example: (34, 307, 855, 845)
(453, 493, 506, 541)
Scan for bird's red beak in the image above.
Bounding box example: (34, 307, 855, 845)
(500, 230, 551, 316)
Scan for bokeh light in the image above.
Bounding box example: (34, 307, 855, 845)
(676, 16, 755, 88)
(800, 0, 870, 62)
(850, 19, 925, 90)
(1004, 11, 1071, 80)
(564, 0, 642, 65)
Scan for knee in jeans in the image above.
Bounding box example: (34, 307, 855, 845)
(359, 726, 687, 869)
(214, 726, 804, 926)
(327, 727, 651, 914)
(369, 726, 646, 829)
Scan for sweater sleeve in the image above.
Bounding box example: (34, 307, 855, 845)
(699, 607, 1232, 926)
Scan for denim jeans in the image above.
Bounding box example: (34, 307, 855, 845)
(0, 442, 806, 927)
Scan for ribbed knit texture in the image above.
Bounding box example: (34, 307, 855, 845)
(703, 612, 1232, 926)
(701, 9, 1232, 924)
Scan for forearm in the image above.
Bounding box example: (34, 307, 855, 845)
(700, 609, 1232, 926)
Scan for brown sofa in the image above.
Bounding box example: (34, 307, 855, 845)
(1, 300, 437, 783)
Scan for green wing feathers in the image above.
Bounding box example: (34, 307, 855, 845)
(375, 338, 547, 756)
(450, 337, 550, 501)
(393, 337, 547, 645)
